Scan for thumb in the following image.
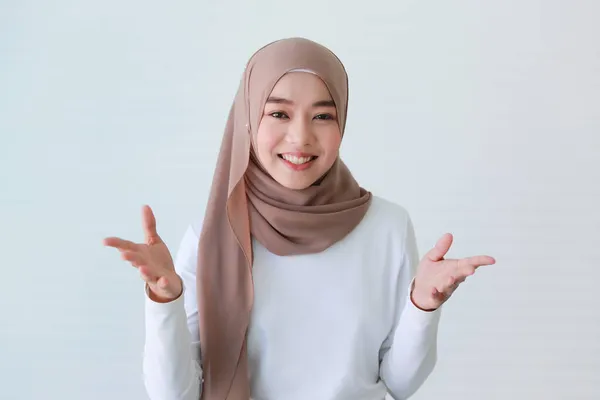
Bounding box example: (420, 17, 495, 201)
(142, 205, 161, 245)
(425, 233, 453, 262)
(157, 276, 169, 289)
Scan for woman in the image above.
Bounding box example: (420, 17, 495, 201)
(104, 37, 495, 400)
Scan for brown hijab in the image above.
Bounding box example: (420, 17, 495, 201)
(196, 37, 372, 399)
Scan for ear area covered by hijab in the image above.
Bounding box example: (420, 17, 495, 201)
(196, 37, 372, 400)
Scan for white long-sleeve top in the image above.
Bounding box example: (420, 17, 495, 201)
(142, 196, 442, 400)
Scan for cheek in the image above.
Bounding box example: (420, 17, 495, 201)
(319, 127, 342, 154)
(255, 123, 282, 160)
(315, 127, 342, 173)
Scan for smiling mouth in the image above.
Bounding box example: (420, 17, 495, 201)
(277, 154, 318, 165)
(277, 153, 318, 171)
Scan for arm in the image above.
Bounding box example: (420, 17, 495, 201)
(142, 224, 203, 400)
(379, 217, 442, 399)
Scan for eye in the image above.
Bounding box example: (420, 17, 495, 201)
(269, 111, 289, 119)
(314, 113, 335, 120)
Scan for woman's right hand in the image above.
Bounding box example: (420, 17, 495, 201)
(103, 205, 182, 302)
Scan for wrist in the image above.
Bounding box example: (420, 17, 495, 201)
(410, 282, 438, 312)
(146, 274, 183, 303)
(147, 288, 178, 303)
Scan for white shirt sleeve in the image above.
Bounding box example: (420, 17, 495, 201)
(142, 224, 203, 400)
(379, 217, 442, 400)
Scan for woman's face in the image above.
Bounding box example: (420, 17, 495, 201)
(254, 72, 342, 190)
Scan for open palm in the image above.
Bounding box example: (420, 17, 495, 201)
(103, 205, 182, 302)
(412, 233, 496, 310)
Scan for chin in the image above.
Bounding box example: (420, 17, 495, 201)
(276, 178, 316, 190)
(270, 170, 320, 190)
(262, 157, 335, 190)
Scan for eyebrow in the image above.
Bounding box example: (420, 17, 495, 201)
(266, 96, 336, 108)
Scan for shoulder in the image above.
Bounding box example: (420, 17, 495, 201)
(368, 195, 411, 219)
(344, 196, 419, 292)
(190, 214, 204, 238)
(361, 195, 413, 234)
(172, 216, 203, 275)
(342, 194, 416, 258)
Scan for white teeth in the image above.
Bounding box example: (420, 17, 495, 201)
(281, 154, 314, 164)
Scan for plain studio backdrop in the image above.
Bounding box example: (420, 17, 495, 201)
(1, 1, 599, 399)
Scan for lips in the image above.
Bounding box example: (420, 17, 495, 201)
(277, 153, 318, 171)
(278, 153, 317, 164)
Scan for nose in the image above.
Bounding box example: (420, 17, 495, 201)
(285, 116, 313, 146)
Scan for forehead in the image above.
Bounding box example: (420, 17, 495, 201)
(244, 38, 349, 133)
(269, 72, 333, 101)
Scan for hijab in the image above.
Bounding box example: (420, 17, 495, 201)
(197, 37, 372, 399)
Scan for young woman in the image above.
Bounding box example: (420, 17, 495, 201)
(104, 37, 496, 400)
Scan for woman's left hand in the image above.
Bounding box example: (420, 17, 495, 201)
(411, 233, 496, 311)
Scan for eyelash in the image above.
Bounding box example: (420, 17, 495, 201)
(269, 112, 335, 120)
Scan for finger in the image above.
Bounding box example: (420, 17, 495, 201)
(121, 250, 147, 267)
(463, 255, 496, 267)
(434, 260, 472, 286)
(103, 237, 140, 251)
(442, 275, 463, 295)
(142, 205, 162, 245)
(456, 259, 477, 277)
(139, 265, 158, 283)
(454, 275, 467, 285)
(156, 276, 169, 289)
(425, 233, 453, 262)
(446, 275, 457, 288)
(432, 287, 448, 301)
(435, 275, 455, 294)
(436, 269, 471, 299)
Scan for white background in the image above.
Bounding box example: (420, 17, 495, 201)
(1, 1, 599, 399)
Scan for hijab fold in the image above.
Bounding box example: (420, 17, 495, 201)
(197, 37, 372, 400)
